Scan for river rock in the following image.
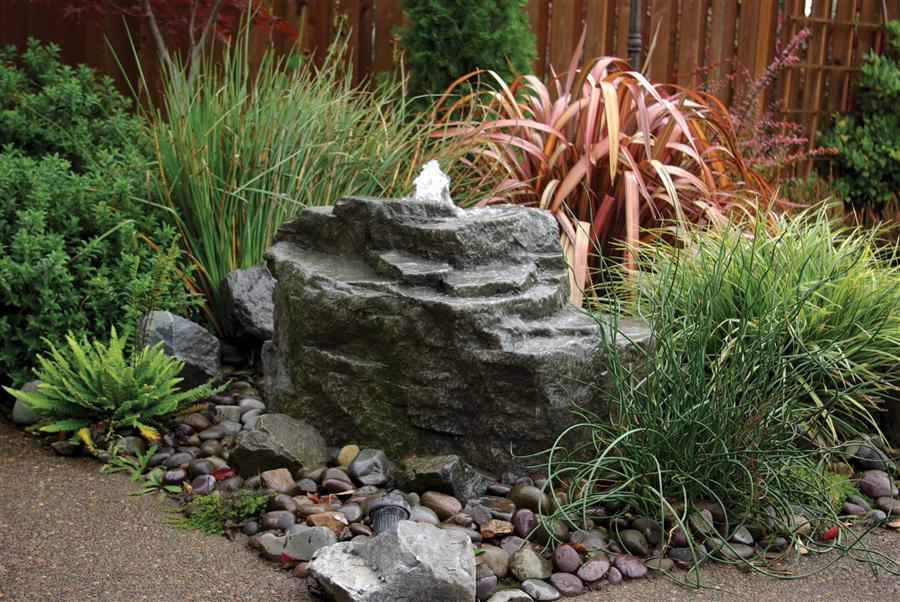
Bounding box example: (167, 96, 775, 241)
(421, 491, 463, 520)
(308, 520, 475, 601)
(263, 195, 650, 471)
(221, 264, 275, 341)
(549, 572, 584, 597)
(230, 413, 327, 476)
(395, 454, 488, 500)
(486, 590, 532, 602)
(140, 311, 221, 388)
(612, 554, 647, 579)
(348, 448, 391, 487)
(576, 557, 609, 582)
(260, 468, 296, 493)
(509, 548, 552, 581)
(521, 579, 560, 601)
(857, 470, 898, 499)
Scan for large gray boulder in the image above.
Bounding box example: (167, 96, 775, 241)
(221, 264, 275, 341)
(230, 413, 328, 476)
(263, 196, 650, 471)
(308, 520, 475, 602)
(141, 311, 221, 389)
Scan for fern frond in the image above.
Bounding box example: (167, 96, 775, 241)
(38, 418, 91, 433)
(76, 427, 99, 455)
(136, 423, 161, 443)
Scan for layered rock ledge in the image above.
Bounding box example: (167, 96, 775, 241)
(263, 196, 649, 471)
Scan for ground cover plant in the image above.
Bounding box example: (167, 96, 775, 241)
(537, 216, 900, 581)
(145, 32, 455, 335)
(398, 0, 535, 100)
(0, 40, 181, 387)
(173, 491, 271, 535)
(624, 208, 899, 446)
(434, 35, 769, 301)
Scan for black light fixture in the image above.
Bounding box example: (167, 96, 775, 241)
(627, 0, 642, 70)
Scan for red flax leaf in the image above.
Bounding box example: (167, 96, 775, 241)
(280, 552, 296, 567)
(822, 525, 839, 541)
(211, 467, 234, 481)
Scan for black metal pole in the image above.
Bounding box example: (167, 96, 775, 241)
(627, 0, 642, 71)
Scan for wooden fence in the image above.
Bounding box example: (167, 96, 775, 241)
(2, 0, 898, 166)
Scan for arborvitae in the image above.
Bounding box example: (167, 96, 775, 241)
(398, 0, 536, 99)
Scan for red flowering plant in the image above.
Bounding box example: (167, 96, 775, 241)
(691, 28, 836, 180)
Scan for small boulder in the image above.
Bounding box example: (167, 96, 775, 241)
(395, 454, 488, 500)
(140, 311, 221, 388)
(221, 264, 276, 341)
(308, 520, 475, 601)
(10, 380, 41, 425)
(230, 413, 327, 476)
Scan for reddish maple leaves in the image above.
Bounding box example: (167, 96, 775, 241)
(35, 0, 296, 45)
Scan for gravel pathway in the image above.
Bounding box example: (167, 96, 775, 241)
(0, 422, 307, 602)
(1, 419, 898, 601)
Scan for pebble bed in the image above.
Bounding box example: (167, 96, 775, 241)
(28, 364, 900, 602)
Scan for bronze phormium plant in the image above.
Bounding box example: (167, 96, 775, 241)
(434, 32, 770, 302)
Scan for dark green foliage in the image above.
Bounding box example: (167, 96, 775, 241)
(819, 21, 900, 208)
(0, 40, 183, 386)
(398, 0, 536, 99)
(173, 491, 271, 535)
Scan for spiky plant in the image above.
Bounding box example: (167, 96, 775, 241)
(3, 327, 222, 441)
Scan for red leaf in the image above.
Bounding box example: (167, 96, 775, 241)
(280, 552, 295, 566)
(822, 525, 839, 541)
(211, 467, 235, 481)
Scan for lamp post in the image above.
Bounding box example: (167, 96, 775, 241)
(627, 0, 642, 71)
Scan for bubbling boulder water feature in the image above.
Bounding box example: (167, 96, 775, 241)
(262, 178, 648, 471)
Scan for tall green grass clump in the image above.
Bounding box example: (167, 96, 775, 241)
(539, 216, 896, 576)
(145, 33, 450, 335)
(631, 208, 899, 445)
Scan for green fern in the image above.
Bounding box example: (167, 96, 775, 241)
(3, 327, 224, 438)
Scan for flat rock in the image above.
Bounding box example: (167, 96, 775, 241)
(260, 468, 296, 493)
(259, 525, 337, 562)
(521, 579, 561, 601)
(230, 413, 327, 476)
(308, 520, 475, 601)
(263, 196, 650, 471)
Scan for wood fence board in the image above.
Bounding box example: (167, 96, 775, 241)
(373, 0, 402, 73)
(549, 0, 583, 76)
(676, 0, 708, 87)
(527, 0, 551, 77)
(800, 0, 832, 173)
(828, 0, 857, 112)
(648, 0, 675, 82)
(615, 0, 630, 58)
(708, 0, 738, 98)
(357, 0, 374, 77)
(584, 0, 616, 60)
